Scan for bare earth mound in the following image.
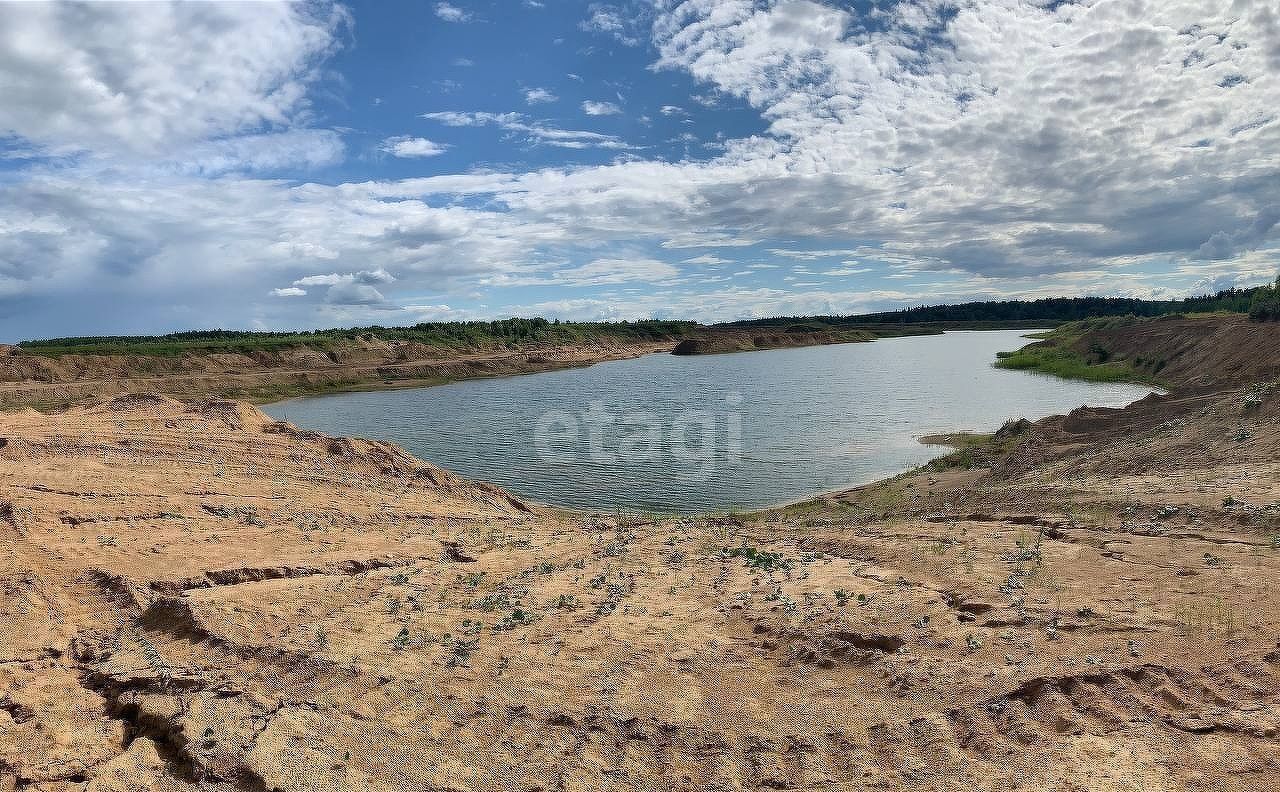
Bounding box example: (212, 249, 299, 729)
(2, 321, 1279, 790)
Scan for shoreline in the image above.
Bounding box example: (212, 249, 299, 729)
(258, 327, 1141, 519)
(258, 325, 1055, 408)
(0, 323, 1054, 413)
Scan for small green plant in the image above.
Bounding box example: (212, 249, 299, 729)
(493, 608, 538, 631)
(473, 590, 519, 612)
(553, 594, 579, 610)
(447, 638, 479, 667)
(724, 545, 791, 571)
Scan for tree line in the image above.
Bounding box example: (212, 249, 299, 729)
(718, 284, 1276, 328)
(18, 318, 698, 356)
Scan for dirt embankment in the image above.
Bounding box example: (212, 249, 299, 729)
(0, 337, 677, 410)
(670, 326, 937, 356)
(1018, 315, 1280, 391)
(0, 325, 947, 410)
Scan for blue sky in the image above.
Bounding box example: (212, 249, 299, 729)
(324, 1, 767, 176)
(0, 0, 1277, 340)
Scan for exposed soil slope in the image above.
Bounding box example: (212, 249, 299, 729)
(0, 338, 676, 411)
(2, 315, 1279, 790)
(999, 315, 1280, 390)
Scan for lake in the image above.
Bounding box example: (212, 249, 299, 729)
(261, 330, 1155, 513)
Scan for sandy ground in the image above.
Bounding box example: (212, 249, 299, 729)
(1, 347, 1279, 789)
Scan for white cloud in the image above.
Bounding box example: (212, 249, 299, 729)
(294, 268, 396, 288)
(277, 268, 399, 307)
(434, 3, 470, 23)
(404, 303, 466, 319)
(523, 87, 558, 105)
(768, 249, 863, 261)
(582, 5, 623, 34)
(379, 136, 448, 158)
(554, 258, 679, 286)
(581, 100, 622, 116)
(579, 3, 649, 47)
(823, 267, 872, 277)
(0, 2, 347, 157)
(168, 130, 345, 176)
(3, 0, 1280, 337)
(646, 0, 1280, 278)
(422, 111, 634, 149)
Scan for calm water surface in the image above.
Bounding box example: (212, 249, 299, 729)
(262, 330, 1154, 513)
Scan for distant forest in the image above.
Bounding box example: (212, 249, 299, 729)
(717, 285, 1269, 328)
(18, 318, 697, 356)
(17, 282, 1276, 356)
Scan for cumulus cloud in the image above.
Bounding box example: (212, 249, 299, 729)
(379, 136, 448, 158)
(0, 1, 346, 157)
(276, 268, 398, 307)
(646, 0, 1280, 278)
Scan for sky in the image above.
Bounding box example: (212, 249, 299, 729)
(0, 0, 1277, 341)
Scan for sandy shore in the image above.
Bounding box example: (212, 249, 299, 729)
(2, 318, 1279, 790)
